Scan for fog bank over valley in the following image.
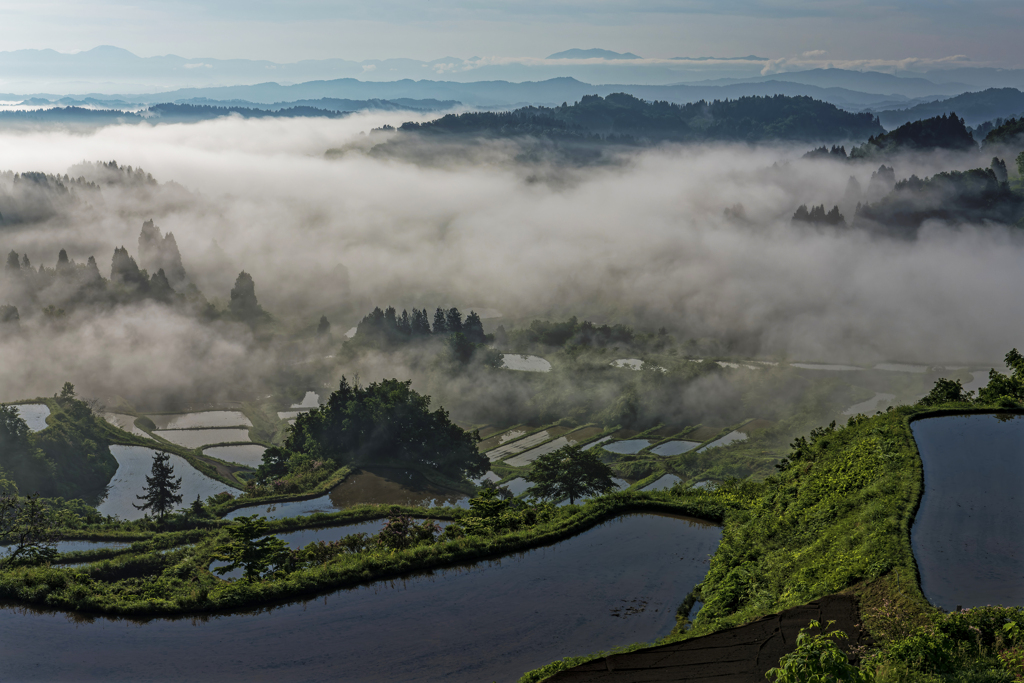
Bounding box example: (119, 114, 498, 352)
(0, 112, 1021, 402)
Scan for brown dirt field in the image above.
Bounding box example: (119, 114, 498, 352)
(739, 419, 774, 435)
(610, 428, 639, 440)
(548, 594, 865, 683)
(566, 426, 606, 444)
(686, 425, 723, 442)
(545, 425, 575, 440)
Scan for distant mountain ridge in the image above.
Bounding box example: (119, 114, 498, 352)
(546, 49, 641, 60)
(874, 88, 1024, 128)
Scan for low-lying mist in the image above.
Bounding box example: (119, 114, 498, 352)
(0, 112, 1021, 403)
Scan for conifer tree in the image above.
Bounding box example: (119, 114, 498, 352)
(133, 452, 183, 521)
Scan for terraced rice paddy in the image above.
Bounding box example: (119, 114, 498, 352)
(98, 446, 234, 521)
(504, 436, 569, 467)
(478, 428, 529, 453)
(565, 426, 606, 445)
(641, 474, 683, 491)
(155, 429, 251, 449)
(148, 411, 252, 429)
(472, 471, 501, 485)
(1, 539, 129, 563)
(603, 439, 651, 455)
(10, 403, 50, 431)
(501, 478, 532, 496)
(790, 363, 862, 371)
(696, 430, 748, 452)
(101, 412, 148, 437)
(290, 392, 320, 408)
(842, 392, 896, 416)
(204, 444, 267, 468)
(226, 469, 471, 520)
(501, 354, 552, 372)
(486, 430, 556, 461)
(911, 414, 1024, 611)
(611, 358, 643, 370)
(1, 513, 722, 683)
(873, 363, 928, 373)
(651, 440, 700, 456)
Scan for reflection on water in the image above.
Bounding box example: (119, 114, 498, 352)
(101, 412, 148, 437)
(501, 354, 552, 372)
(791, 363, 862, 371)
(651, 440, 700, 456)
(148, 411, 252, 430)
(911, 414, 1024, 611)
(842, 392, 896, 416)
(204, 444, 266, 468)
(154, 428, 251, 449)
(603, 439, 651, 455)
(696, 430, 748, 453)
(10, 403, 50, 432)
(641, 474, 683, 491)
(0, 513, 722, 683)
(98, 446, 233, 521)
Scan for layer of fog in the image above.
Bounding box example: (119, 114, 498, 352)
(0, 111, 1021, 402)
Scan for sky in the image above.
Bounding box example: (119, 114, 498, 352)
(1, 0, 1022, 67)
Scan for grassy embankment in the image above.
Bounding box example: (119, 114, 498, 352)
(521, 402, 1024, 683)
(0, 492, 724, 617)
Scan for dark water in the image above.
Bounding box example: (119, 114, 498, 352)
(0, 513, 721, 683)
(911, 414, 1024, 611)
(225, 469, 471, 521)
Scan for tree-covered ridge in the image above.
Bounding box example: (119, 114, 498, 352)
(984, 116, 1024, 147)
(396, 93, 883, 144)
(850, 113, 976, 157)
(283, 377, 487, 481)
(0, 388, 117, 500)
(856, 165, 1024, 230)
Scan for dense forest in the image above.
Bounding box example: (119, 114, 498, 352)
(390, 93, 884, 144)
(850, 113, 977, 157)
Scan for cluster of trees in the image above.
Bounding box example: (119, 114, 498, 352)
(792, 204, 846, 226)
(0, 384, 117, 500)
(855, 165, 1023, 231)
(983, 116, 1024, 148)
(802, 145, 848, 159)
(264, 377, 488, 482)
(1, 220, 270, 325)
(393, 93, 883, 145)
(0, 170, 97, 225)
(506, 316, 672, 354)
(919, 349, 1024, 407)
(850, 113, 977, 157)
(353, 305, 488, 346)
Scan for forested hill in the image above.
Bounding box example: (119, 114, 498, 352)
(394, 93, 884, 144)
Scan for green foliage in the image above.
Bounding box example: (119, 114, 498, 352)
(977, 349, 1024, 405)
(286, 377, 487, 480)
(212, 515, 289, 581)
(917, 378, 974, 406)
(0, 494, 62, 567)
(851, 114, 976, 157)
(983, 117, 1024, 147)
(767, 620, 873, 683)
(526, 444, 617, 504)
(133, 452, 183, 521)
(376, 514, 440, 550)
(397, 93, 883, 144)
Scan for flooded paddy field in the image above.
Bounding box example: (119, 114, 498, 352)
(651, 440, 700, 456)
(504, 436, 569, 467)
(478, 427, 530, 453)
(2, 539, 130, 563)
(148, 411, 252, 430)
(843, 392, 897, 416)
(203, 444, 267, 468)
(501, 354, 552, 372)
(641, 474, 683, 491)
(9, 403, 50, 431)
(790, 363, 863, 371)
(101, 412, 148, 437)
(0, 513, 721, 683)
(696, 430, 748, 452)
(98, 446, 234, 520)
(155, 428, 251, 449)
(603, 439, 651, 455)
(911, 414, 1024, 611)
(486, 429, 559, 461)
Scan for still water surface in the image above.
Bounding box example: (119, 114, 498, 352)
(0, 513, 720, 683)
(911, 414, 1024, 611)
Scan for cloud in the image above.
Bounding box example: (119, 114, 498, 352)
(0, 113, 1020, 406)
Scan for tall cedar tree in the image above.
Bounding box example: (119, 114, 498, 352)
(526, 444, 616, 505)
(134, 452, 183, 520)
